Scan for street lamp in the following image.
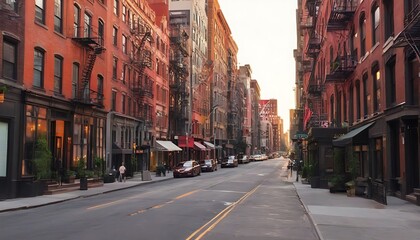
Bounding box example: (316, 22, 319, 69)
(206, 105, 219, 161)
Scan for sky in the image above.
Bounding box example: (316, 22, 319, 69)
(218, 0, 297, 131)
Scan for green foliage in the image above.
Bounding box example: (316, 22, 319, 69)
(333, 148, 345, 174)
(0, 85, 7, 93)
(77, 158, 87, 178)
(94, 156, 104, 177)
(33, 136, 52, 180)
(329, 174, 345, 186)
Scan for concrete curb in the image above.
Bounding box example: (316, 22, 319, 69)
(293, 182, 324, 240)
(0, 176, 174, 213)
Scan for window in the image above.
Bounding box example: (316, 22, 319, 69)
(356, 81, 361, 120)
(5, 0, 18, 12)
(122, 64, 126, 84)
(122, 5, 126, 22)
(359, 13, 366, 57)
(97, 75, 104, 103)
(386, 56, 396, 106)
(128, 97, 131, 115)
(384, 0, 394, 40)
(330, 95, 334, 123)
(349, 84, 354, 123)
(363, 74, 369, 117)
(72, 63, 79, 99)
(98, 20, 104, 45)
(35, 0, 45, 24)
(23, 106, 47, 176)
(114, 0, 119, 16)
(54, 55, 63, 94)
(84, 12, 92, 38)
(122, 94, 126, 114)
(113, 27, 118, 46)
(74, 4, 80, 37)
(33, 48, 44, 88)
(372, 66, 381, 112)
(112, 91, 117, 111)
(2, 39, 17, 80)
(122, 35, 127, 54)
(54, 0, 63, 33)
(113, 57, 118, 79)
(372, 4, 380, 45)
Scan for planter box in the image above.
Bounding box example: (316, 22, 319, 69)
(80, 177, 88, 190)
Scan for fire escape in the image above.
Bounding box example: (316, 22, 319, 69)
(72, 27, 106, 107)
(304, 0, 325, 128)
(325, 0, 357, 83)
(130, 24, 154, 126)
(169, 25, 189, 136)
(393, 3, 420, 62)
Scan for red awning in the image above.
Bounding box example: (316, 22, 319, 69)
(177, 135, 194, 148)
(194, 142, 207, 151)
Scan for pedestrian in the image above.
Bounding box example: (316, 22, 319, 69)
(118, 163, 126, 182)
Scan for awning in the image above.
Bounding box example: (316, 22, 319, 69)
(333, 122, 374, 147)
(203, 141, 215, 149)
(156, 140, 182, 151)
(177, 135, 194, 148)
(194, 141, 207, 151)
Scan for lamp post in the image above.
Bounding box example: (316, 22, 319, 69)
(208, 105, 219, 162)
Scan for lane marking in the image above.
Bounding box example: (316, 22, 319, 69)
(128, 190, 198, 216)
(186, 184, 261, 240)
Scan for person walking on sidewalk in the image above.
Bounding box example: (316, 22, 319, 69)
(118, 163, 126, 182)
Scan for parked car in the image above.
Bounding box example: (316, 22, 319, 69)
(253, 154, 263, 161)
(221, 155, 238, 168)
(238, 155, 250, 164)
(249, 155, 256, 162)
(200, 159, 218, 172)
(173, 160, 201, 178)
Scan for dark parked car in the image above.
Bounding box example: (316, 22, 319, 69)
(221, 156, 238, 168)
(200, 159, 218, 172)
(238, 155, 250, 164)
(173, 160, 201, 178)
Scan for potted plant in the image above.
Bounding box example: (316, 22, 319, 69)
(345, 154, 359, 197)
(63, 170, 76, 183)
(77, 158, 88, 190)
(0, 85, 7, 103)
(93, 156, 104, 178)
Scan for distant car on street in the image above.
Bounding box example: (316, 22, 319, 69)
(200, 159, 218, 172)
(238, 155, 250, 164)
(173, 160, 201, 178)
(221, 155, 238, 168)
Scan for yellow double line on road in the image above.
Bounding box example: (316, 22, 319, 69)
(186, 184, 261, 240)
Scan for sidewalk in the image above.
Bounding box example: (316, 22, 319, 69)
(288, 172, 420, 240)
(2, 171, 420, 240)
(0, 172, 173, 213)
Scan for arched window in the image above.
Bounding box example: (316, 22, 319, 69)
(384, 0, 394, 40)
(349, 84, 354, 123)
(356, 80, 361, 120)
(74, 4, 81, 37)
(372, 64, 381, 112)
(371, 3, 380, 45)
(98, 19, 105, 45)
(54, 55, 63, 94)
(33, 47, 45, 88)
(359, 12, 366, 57)
(330, 94, 334, 124)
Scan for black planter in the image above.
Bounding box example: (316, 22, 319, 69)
(19, 181, 46, 197)
(103, 174, 115, 183)
(80, 177, 88, 190)
(310, 176, 320, 188)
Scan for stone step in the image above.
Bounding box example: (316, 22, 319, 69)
(406, 193, 420, 206)
(44, 179, 104, 195)
(414, 188, 420, 194)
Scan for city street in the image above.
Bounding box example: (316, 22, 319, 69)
(0, 158, 318, 240)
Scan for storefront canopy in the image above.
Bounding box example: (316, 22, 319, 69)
(333, 122, 374, 147)
(203, 141, 215, 149)
(194, 141, 207, 151)
(156, 140, 182, 152)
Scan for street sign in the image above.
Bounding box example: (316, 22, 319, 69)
(294, 133, 308, 139)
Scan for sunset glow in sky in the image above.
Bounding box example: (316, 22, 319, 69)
(218, 0, 297, 131)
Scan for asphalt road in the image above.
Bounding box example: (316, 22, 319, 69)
(0, 158, 318, 240)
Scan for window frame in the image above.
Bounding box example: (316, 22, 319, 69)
(74, 4, 81, 37)
(2, 38, 18, 80)
(35, 0, 45, 24)
(54, 55, 63, 94)
(33, 48, 45, 88)
(54, 0, 63, 33)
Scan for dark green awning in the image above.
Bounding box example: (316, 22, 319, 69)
(333, 122, 374, 147)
